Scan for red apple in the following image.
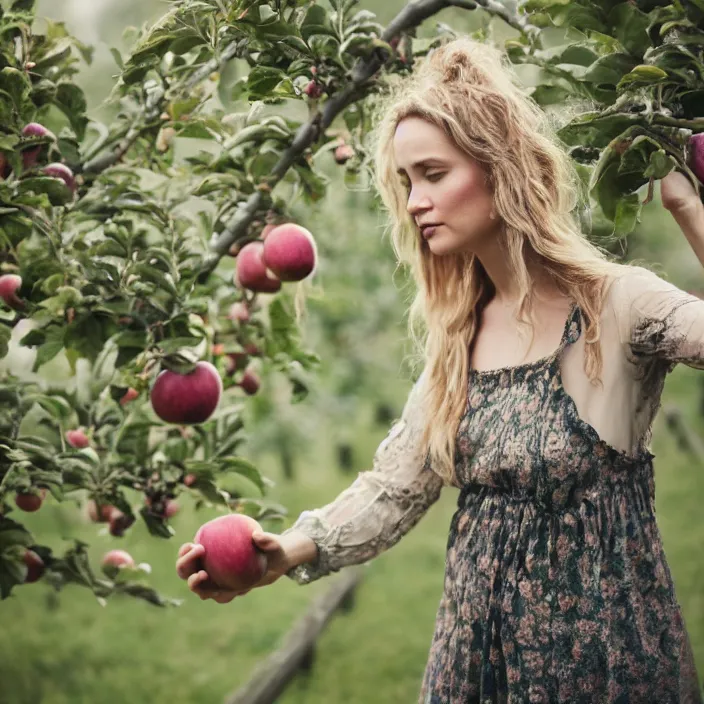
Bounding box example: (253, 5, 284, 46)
(212, 343, 225, 357)
(260, 223, 276, 241)
(120, 388, 139, 405)
(262, 224, 317, 282)
(194, 514, 267, 591)
(244, 342, 261, 357)
(150, 360, 222, 424)
(42, 163, 76, 194)
(21, 122, 55, 169)
(23, 550, 45, 583)
(0, 274, 24, 310)
(101, 549, 135, 577)
(691, 133, 704, 185)
(109, 510, 135, 537)
(225, 352, 248, 376)
(184, 473, 197, 487)
(145, 496, 180, 519)
(66, 429, 90, 449)
(334, 144, 355, 165)
(15, 488, 47, 512)
(87, 499, 114, 523)
(304, 80, 322, 99)
(239, 368, 260, 396)
(228, 302, 250, 323)
(235, 242, 282, 293)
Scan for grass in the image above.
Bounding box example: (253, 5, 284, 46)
(1, 365, 703, 704)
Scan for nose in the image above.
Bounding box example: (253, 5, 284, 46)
(406, 184, 432, 217)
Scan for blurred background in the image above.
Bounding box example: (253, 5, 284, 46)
(1, 1, 702, 702)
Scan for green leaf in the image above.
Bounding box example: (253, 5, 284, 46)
(644, 149, 677, 179)
(0, 323, 11, 360)
(613, 192, 642, 237)
(608, 2, 650, 58)
(17, 176, 73, 206)
(221, 457, 266, 495)
(582, 53, 638, 85)
(246, 67, 287, 97)
(617, 64, 668, 90)
(30, 324, 66, 371)
(55, 83, 88, 141)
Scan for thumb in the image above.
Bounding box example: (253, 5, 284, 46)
(252, 531, 282, 552)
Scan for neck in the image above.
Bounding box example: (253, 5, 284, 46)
(474, 238, 559, 306)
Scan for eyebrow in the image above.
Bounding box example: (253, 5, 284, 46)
(396, 158, 447, 175)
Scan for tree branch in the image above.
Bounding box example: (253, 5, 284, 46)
(202, 0, 534, 276)
(78, 41, 243, 178)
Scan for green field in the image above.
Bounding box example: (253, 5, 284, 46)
(1, 363, 704, 704)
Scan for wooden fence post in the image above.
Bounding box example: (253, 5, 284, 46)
(224, 567, 364, 704)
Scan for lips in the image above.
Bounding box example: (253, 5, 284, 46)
(420, 224, 441, 239)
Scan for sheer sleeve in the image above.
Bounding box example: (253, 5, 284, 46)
(282, 371, 444, 585)
(613, 265, 704, 369)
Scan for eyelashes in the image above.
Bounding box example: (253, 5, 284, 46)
(399, 172, 446, 190)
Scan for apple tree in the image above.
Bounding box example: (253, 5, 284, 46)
(0, 0, 702, 607)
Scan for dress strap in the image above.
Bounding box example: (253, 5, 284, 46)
(558, 302, 582, 352)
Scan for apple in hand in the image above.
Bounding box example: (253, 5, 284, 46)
(194, 514, 267, 591)
(150, 361, 222, 424)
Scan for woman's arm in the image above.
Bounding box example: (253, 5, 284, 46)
(661, 171, 704, 267)
(613, 265, 704, 369)
(281, 370, 445, 585)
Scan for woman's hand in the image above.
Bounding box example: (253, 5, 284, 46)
(175, 530, 293, 604)
(660, 170, 704, 268)
(661, 170, 700, 213)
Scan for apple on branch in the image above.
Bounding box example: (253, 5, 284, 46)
(235, 241, 282, 293)
(15, 488, 47, 512)
(66, 428, 90, 449)
(150, 360, 222, 424)
(23, 550, 45, 583)
(101, 549, 136, 578)
(20, 122, 55, 169)
(0, 274, 25, 310)
(262, 223, 318, 282)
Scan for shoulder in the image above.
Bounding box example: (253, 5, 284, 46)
(603, 264, 677, 311)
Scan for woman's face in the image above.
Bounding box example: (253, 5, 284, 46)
(393, 116, 500, 256)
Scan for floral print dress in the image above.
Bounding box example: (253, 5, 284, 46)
(283, 266, 703, 703)
(420, 304, 701, 703)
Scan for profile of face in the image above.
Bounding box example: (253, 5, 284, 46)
(393, 116, 500, 257)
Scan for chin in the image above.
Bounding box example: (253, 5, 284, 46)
(427, 235, 468, 257)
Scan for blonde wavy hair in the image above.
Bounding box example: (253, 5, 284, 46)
(371, 36, 628, 485)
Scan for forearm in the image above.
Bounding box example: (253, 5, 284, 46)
(279, 529, 318, 570)
(671, 198, 704, 268)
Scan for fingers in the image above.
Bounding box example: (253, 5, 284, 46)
(187, 569, 238, 603)
(251, 531, 281, 552)
(175, 543, 204, 580)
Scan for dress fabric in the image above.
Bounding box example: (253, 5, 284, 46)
(420, 305, 702, 704)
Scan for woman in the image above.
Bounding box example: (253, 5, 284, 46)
(177, 37, 704, 702)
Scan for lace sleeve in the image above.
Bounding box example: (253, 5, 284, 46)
(282, 371, 444, 585)
(612, 265, 704, 370)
